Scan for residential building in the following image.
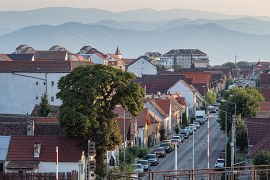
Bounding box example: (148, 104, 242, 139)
(5, 136, 84, 173)
(161, 49, 209, 68)
(0, 60, 93, 114)
(127, 56, 157, 77)
(144, 52, 161, 65)
(78, 45, 108, 65)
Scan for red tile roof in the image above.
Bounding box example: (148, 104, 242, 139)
(246, 118, 270, 146)
(259, 101, 270, 111)
(249, 133, 270, 157)
(137, 108, 148, 127)
(34, 51, 67, 61)
(0, 61, 93, 73)
(260, 74, 270, 88)
(260, 88, 270, 101)
(7, 136, 83, 162)
(154, 98, 171, 115)
(184, 72, 212, 84)
(35, 117, 59, 124)
(137, 74, 185, 94)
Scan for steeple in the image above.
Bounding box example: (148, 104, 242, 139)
(115, 47, 122, 59)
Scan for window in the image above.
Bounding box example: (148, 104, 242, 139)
(51, 81, 54, 87)
(36, 96, 38, 100)
(43, 82, 46, 85)
(36, 82, 38, 85)
(51, 96, 54, 102)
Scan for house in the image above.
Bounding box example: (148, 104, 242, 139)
(14, 44, 36, 54)
(144, 52, 161, 65)
(136, 107, 162, 147)
(5, 136, 84, 173)
(127, 56, 157, 77)
(107, 47, 124, 70)
(0, 60, 93, 114)
(78, 45, 108, 65)
(246, 117, 270, 157)
(161, 49, 210, 68)
(259, 73, 270, 101)
(49, 45, 67, 51)
(0, 136, 10, 173)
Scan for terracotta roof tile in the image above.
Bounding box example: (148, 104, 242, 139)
(260, 74, 270, 88)
(0, 61, 93, 73)
(260, 88, 270, 101)
(246, 117, 270, 146)
(7, 136, 83, 162)
(184, 72, 212, 84)
(154, 98, 170, 115)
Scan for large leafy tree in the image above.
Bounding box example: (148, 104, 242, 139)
(38, 94, 51, 117)
(205, 91, 217, 105)
(57, 64, 144, 176)
(219, 87, 264, 133)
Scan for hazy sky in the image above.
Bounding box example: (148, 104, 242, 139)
(2, 0, 270, 17)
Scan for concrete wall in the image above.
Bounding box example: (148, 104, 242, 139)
(0, 72, 67, 114)
(127, 58, 157, 77)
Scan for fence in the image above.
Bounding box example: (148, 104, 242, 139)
(109, 165, 270, 180)
(0, 171, 78, 180)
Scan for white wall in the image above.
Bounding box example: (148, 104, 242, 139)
(39, 162, 79, 173)
(167, 81, 195, 108)
(0, 72, 67, 114)
(127, 58, 157, 77)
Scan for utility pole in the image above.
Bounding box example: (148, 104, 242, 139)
(231, 115, 236, 167)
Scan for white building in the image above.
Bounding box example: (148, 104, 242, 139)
(0, 61, 92, 114)
(127, 56, 157, 77)
(161, 49, 210, 68)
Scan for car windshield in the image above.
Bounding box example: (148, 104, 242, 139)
(171, 139, 177, 142)
(172, 136, 179, 139)
(160, 143, 169, 147)
(155, 147, 163, 151)
(138, 160, 147, 165)
(217, 159, 224, 163)
(147, 154, 156, 158)
(134, 164, 142, 168)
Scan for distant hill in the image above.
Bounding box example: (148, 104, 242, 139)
(0, 7, 242, 35)
(1, 22, 270, 65)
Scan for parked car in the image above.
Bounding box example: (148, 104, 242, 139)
(176, 134, 185, 142)
(214, 158, 225, 168)
(160, 142, 174, 153)
(137, 160, 150, 171)
(184, 127, 193, 135)
(133, 163, 144, 176)
(146, 154, 158, 166)
(172, 135, 182, 142)
(209, 108, 217, 113)
(170, 139, 180, 148)
(194, 122, 200, 129)
(189, 124, 197, 131)
(153, 147, 166, 157)
(180, 131, 189, 139)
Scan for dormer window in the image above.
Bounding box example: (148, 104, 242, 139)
(34, 143, 41, 158)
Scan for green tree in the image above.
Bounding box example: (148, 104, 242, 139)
(57, 64, 144, 176)
(182, 112, 187, 128)
(38, 94, 51, 117)
(219, 87, 264, 133)
(205, 91, 217, 105)
(236, 116, 248, 152)
(225, 78, 234, 90)
(253, 150, 270, 165)
(222, 62, 237, 69)
(156, 65, 166, 72)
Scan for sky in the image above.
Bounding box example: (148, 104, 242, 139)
(2, 0, 270, 17)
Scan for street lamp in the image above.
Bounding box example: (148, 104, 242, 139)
(221, 100, 237, 167)
(219, 110, 227, 169)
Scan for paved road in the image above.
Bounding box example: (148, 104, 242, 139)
(151, 113, 226, 172)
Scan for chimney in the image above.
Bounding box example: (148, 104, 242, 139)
(34, 143, 41, 158)
(27, 120, 35, 136)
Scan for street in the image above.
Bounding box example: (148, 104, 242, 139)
(151, 113, 225, 171)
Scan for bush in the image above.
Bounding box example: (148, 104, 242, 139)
(138, 147, 148, 159)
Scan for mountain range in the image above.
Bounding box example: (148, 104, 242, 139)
(1, 7, 270, 65)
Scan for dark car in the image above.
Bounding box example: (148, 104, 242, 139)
(153, 147, 166, 157)
(137, 159, 150, 171)
(160, 142, 173, 153)
(146, 154, 158, 166)
(180, 131, 189, 139)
